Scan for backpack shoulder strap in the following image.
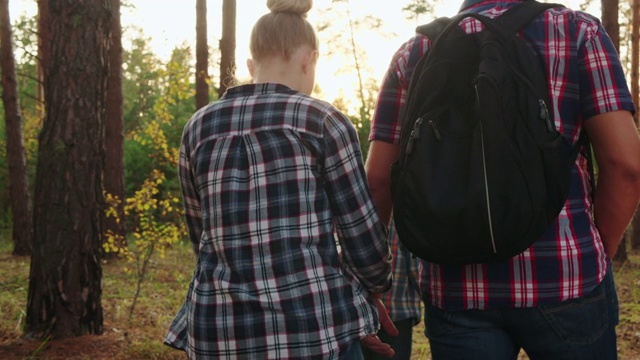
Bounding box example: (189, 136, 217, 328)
(578, 130, 597, 199)
(495, 1, 564, 34)
(416, 1, 565, 42)
(416, 17, 451, 40)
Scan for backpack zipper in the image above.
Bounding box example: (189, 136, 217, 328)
(503, 54, 555, 133)
(480, 120, 498, 255)
(538, 99, 554, 132)
(475, 84, 498, 254)
(427, 120, 442, 141)
(405, 117, 424, 155)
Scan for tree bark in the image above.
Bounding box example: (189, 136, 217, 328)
(601, 0, 620, 51)
(196, 0, 209, 110)
(0, 0, 32, 256)
(103, 0, 126, 258)
(219, 0, 236, 98)
(26, 0, 109, 339)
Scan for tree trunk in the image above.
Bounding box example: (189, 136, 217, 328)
(103, 0, 126, 258)
(36, 0, 51, 116)
(0, 0, 32, 256)
(196, 0, 209, 110)
(26, 0, 109, 339)
(630, 0, 640, 251)
(219, 0, 236, 98)
(601, 0, 620, 51)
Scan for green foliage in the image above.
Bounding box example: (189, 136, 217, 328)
(402, 0, 438, 22)
(123, 29, 162, 134)
(124, 137, 155, 198)
(156, 45, 196, 148)
(106, 39, 196, 319)
(104, 170, 185, 320)
(123, 38, 193, 200)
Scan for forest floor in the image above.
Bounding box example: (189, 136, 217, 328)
(0, 238, 638, 359)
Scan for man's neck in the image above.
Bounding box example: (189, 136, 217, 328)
(459, 0, 487, 10)
(459, 0, 526, 11)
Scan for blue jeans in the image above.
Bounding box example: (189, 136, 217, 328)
(362, 318, 415, 360)
(342, 340, 364, 360)
(424, 268, 619, 360)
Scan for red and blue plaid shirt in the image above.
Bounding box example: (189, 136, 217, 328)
(381, 223, 421, 324)
(166, 83, 392, 358)
(370, 0, 635, 310)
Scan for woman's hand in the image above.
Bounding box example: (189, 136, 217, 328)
(360, 293, 399, 358)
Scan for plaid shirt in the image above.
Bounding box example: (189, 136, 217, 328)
(165, 83, 392, 359)
(370, 0, 635, 310)
(381, 223, 421, 323)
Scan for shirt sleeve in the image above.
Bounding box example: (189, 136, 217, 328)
(370, 35, 429, 145)
(321, 107, 392, 294)
(178, 125, 203, 255)
(578, 14, 635, 119)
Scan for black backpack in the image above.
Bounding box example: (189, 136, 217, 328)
(390, 1, 586, 265)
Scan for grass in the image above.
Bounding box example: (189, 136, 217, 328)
(0, 234, 638, 359)
(0, 236, 194, 359)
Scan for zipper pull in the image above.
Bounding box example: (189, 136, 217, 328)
(414, 118, 424, 138)
(538, 100, 554, 132)
(427, 119, 441, 141)
(406, 136, 415, 154)
(405, 118, 424, 155)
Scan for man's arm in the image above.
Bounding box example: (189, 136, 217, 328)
(365, 140, 400, 227)
(584, 110, 640, 258)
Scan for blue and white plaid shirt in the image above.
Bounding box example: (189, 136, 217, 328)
(165, 83, 392, 359)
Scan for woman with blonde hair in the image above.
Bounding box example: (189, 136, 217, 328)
(164, 0, 396, 358)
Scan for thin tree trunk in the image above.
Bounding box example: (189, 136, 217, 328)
(196, 0, 209, 110)
(345, 8, 367, 121)
(103, 0, 126, 258)
(37, 0, 47, 117)
(219, 0, 236, 98)
(0, 0, 32, 256)
(26, 0, 109, 339)
(602, 0, 620, 51)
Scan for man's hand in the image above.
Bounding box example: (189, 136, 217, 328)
(361, 294, 398, 358)
(361, 334, 395, 358)
(375, 295, 399, 337)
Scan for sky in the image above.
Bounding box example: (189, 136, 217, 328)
(8, 0, 595, 111)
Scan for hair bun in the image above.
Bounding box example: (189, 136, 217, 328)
(267, 0, 312, 16)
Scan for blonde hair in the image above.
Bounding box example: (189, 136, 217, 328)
(250, 0, 318, 62)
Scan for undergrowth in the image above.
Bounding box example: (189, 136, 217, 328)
(0, 237, 638, 359)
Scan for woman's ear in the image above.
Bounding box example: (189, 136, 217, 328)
(247, 59, 255, 78)
(302, 50, 319, 75)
